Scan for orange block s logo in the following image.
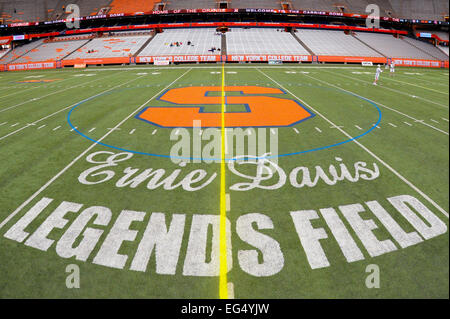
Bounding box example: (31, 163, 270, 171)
(136, 86, 314, 127)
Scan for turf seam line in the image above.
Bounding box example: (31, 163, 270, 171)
(0, 68, 193, 231)
(258, 68, 449, 219)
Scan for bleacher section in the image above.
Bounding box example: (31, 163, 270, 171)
(1, 0, 448, 23)
(0, 39, 44, 64)
(355, 32, 441, 60)
(227, 0, 281, 9)
(138, 28, 221, 56)
(389, 0, 449, 21)
(65, 36, 150, 59)
(402, 36, 449, 60)
(108, 0, 158, 14)
(226, 28, 310, 55)
(434, 31, 449, 41)
(164, 0, 215, 10)
(12, 39, 89, 63)
(296, 30, 382, 57)
(438, 46, 449, 56)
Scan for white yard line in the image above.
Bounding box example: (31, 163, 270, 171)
(324, 70, 448, 109)
(382, 76, 449, 95)
(0, 68, 192, 230)
(0, 72, 118, 114)
(0, 72, 139, 142)
(299, 72, 449, 136)
(258, 68, 449, 219)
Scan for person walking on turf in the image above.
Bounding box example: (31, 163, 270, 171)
(389, 62, 395, 77)
(373, 64, 383, 85)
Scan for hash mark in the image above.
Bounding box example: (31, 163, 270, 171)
(52, 126, 61, 131)
(88, 127, 96, 132)
(442, 118, 449, 122)
(355, 125, 362, 130)
(404, 122, 412, 126)
(388, 123, 397, 127)
(10, 123, 19, 127)
(37, 125, 46, 129)
(129, 129, 136, 134)
(315, 127, 322, 133)
(293, 128, 299, 134)
(70, 126, 77, 132)
(152, 129, 157, 135)
(0, 122, 7, 126)
(430, 119, 439, 124)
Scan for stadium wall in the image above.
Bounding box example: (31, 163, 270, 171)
(2, 56, 448, 71)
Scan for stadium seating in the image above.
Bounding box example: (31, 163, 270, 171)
(226, 28, 310, 55)
(108, 0, 159, 14)
(138, 28, 222, 56)
(12, 39, 89, 63)
(355, 32, 442, 60)
(0, 39, 44, 64)
(296, 29, 383, 57)
(164, 0, 215, 10)
(389, 0, 449, 21)
(0, 0, 448, 22)
(402, 36, 449, 60)
(434, 31, 449, 41)
(438, 45, 449, 56)
(227, 0, 281, 9)
(65, 35, 151, 59)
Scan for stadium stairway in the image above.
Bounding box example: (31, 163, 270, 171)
(221, 32, 227, 55)
(401, 37, 444, 60)
(133, 34, 155, 57)
(61, 38, 94, 60)
(290, 31, 315, 55)
(351, 33, 387, 58)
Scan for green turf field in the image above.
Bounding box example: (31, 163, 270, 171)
(0, 64, 448, 298)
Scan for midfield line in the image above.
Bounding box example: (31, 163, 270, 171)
(258, 68, 448, 219)
(295, 70, 449, 136)
(0, 68, 192, 231)
(219, 63, 229, 299)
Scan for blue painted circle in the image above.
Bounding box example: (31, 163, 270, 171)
(67, 87, 381, 162)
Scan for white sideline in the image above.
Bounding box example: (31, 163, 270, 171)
(0, 71, 128, 142)
(297, 71, 449, 136)
(325, 69, 448, 109)
(0, 71, 118, 113)
(0, 68, 192, 230)
(258, 68, 449, 219)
